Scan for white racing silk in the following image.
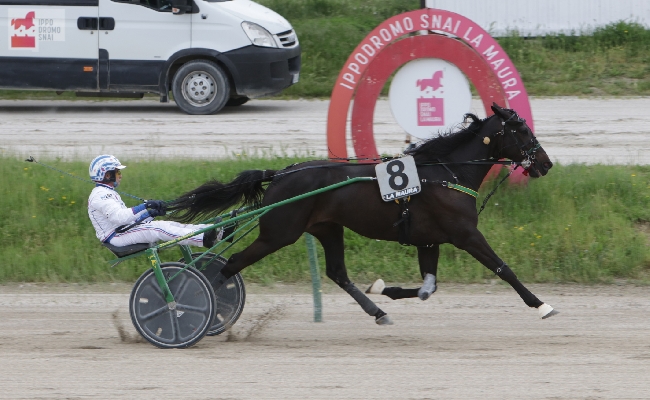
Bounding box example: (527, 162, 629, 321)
(88, 183, 216, 247)
(88, 183, 148, 242)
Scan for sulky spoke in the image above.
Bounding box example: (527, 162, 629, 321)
(175, 303, 210, 314)
(140, 305, 169, 322)
(172, 273, 190, 300)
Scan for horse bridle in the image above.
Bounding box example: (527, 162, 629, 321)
(497, 111, 542, 172)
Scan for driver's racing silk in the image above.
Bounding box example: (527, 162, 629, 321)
(88, 183, 149, 242)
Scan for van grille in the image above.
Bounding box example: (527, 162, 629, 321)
(276, 30, 298, 48)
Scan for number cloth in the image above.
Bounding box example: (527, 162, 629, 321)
(375, 156, 421, 202)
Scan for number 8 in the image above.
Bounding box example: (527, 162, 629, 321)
(386, 160, 408, 190)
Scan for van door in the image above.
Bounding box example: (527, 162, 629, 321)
(97, 0, 191, 91)
(0, 0, 99, 90)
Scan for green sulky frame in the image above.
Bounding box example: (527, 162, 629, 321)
(108, 176, 376, 308)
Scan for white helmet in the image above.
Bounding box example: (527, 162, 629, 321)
(89, 155, 126, 182)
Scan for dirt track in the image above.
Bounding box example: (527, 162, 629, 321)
(1, 283, 649, 399)
(1, 97, 649, 164)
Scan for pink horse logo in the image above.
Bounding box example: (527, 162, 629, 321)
(10, 11, 37, 48)
(416, 70, 443, 92)
(11, 11, 36, 30)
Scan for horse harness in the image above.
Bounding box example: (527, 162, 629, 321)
(392, 178, 480, 247)
(499, 111, 542, 175)
(393, 197, 411, 246)
(393, 159, 525, 246)
(392, 111, 546, 246)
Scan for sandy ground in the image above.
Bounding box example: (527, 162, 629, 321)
(1, 97, 649, 164)
(1, 282, 649, 399)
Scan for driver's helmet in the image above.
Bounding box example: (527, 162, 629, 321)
(89, 155, 126, 182)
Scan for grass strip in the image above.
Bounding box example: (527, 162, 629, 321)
(3, 157, 649, 284)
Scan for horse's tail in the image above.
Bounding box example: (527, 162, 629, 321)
(167, 169, 277, 222)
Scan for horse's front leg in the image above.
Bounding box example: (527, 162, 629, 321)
(417, 245, 438, 300)
(455, 229, 558, 319)
(366, 245, 439, 301)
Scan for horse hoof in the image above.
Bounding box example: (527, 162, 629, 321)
(538, 303, 559, 319)
(418, 290, 432, 301)
(417, 274, 437, 300)
(375, 314, 394, 325)
(542, 309, 560, 319)
(365, 279, 385, 294)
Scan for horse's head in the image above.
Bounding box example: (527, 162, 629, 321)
(488, 103, 553, 178)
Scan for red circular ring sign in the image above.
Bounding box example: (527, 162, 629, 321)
(326, 8, 534, 183)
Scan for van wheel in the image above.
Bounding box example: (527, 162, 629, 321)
(172, 60, 230, 115)
(226, 96, 249, 107)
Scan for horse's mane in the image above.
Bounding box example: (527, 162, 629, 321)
(405, 113, 485, 161)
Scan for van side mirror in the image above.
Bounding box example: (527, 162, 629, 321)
(170, 0, 191, 14)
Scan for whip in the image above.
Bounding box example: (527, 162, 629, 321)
(25, 156, 147, 202)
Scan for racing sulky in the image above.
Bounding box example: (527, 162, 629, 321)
(168, 104, 558, 325)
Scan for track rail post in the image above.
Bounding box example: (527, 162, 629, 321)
(304, 233, 323, 322)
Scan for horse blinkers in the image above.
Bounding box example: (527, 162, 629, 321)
(500, 117, 552, 177)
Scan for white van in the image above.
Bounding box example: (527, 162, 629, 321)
(0, 0, 300, 114)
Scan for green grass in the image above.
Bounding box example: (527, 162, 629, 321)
(263, 2, 650, 98)
(3, 157, 649, 284)
(497, 22, 650, 96)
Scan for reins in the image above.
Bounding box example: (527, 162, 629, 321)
(416, 159, 523, 167)
(181, 162, 359, 204)
(477, 165, 519, 215)
(180, 158, 522, 203)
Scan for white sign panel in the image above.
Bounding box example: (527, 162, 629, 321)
(388, 58, 471, 140)
(8, 9, 66, 51)
(375, 156, 421, 202)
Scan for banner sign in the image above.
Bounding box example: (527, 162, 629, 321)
(326, 8, 534, 183)
(389, 58, 472, 139)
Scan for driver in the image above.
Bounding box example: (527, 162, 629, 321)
(87, 155, 225, 248)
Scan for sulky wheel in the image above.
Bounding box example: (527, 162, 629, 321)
(171, 60, 230, 115)
(129, 262, 216, 349)
(181, 253, 246, 336)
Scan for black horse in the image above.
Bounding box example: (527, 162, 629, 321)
(169, 104, 558, 324)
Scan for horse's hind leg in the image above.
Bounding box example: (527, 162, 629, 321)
(210, 230, 303, 289)
(367, 246, 439, 301)
(309, 223, 393, 325)
(457, 229, 558, 319)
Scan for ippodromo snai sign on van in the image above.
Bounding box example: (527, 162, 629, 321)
(8, 9, 65, 51)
